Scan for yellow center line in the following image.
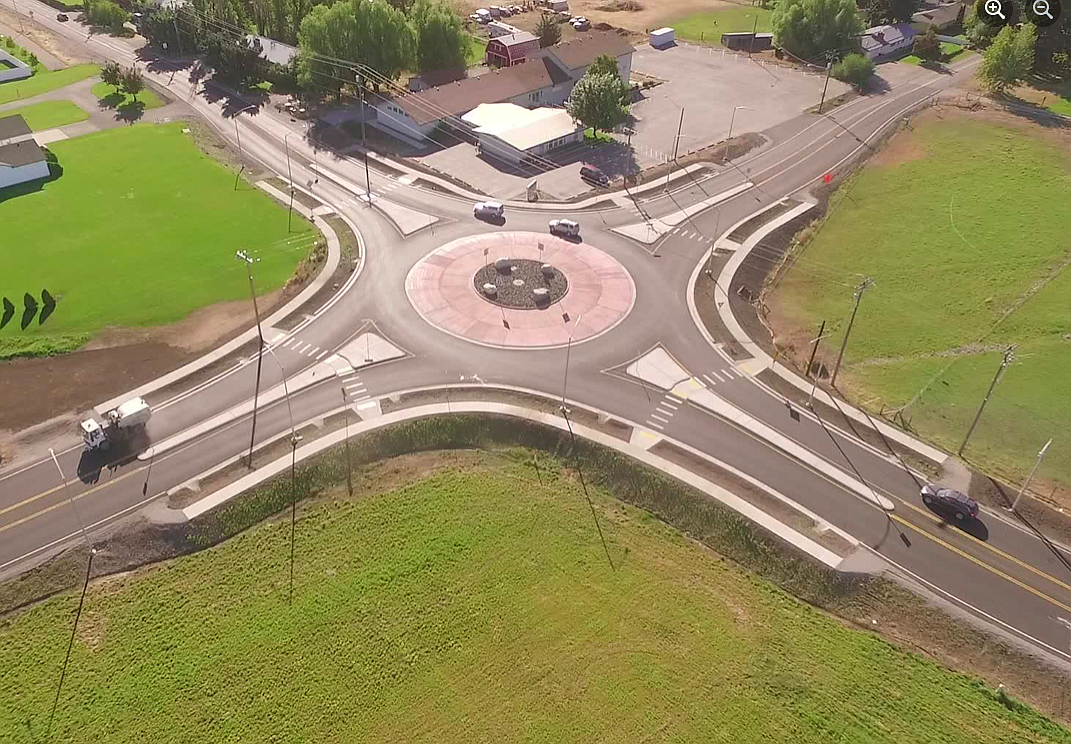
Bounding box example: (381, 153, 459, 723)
(892, 494, 1071, 597)
(0, 480, 70, 518)
(0, 466, 147, 535)
(892, 514, 1071, 616)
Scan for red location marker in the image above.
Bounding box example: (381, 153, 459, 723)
(823, 173, 833, 183)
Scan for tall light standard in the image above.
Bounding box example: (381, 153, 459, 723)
(354, 69, 372, 204)
(236, 250, 265, 469)
(233, 103, 257, 164)
(283, 130, 297, 232)
(726, 105, 753, 165)
(1010, 439, 1053, 512)
(560, 312, 585, 409)
(265, 346, 302, 606)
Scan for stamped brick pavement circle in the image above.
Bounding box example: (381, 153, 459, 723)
(405, 231, 636, 349)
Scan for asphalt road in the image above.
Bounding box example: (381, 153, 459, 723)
(4, 2, 1071, 665)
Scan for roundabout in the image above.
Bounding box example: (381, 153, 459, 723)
(405, 231, 635, 349)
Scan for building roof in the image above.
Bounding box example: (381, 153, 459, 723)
(465, 104, 580, 151)
(489, 31, 538, 48)
(245, 34, 299, 67)
(545, 31, 634, 70)
(0, 114, 32, 142)
(860, 23, 919, 52)
(388, 56, 562, 126)
(0, 139, 47, 168)
(912, 1, 962, 27)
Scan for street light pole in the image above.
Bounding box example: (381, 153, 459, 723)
(266, 347, 301, 607)
(818, 54, 835, 114)
(236, 250, 265, 469)
(958, 346, 1015, 457)
(1010, 438, 1053, 511)
(726, 105, 752, 165)
(560, 312, 585, 409)
(283, 130, 296, 232)
(233, 103, 256, 165)
(829, 276, 872, 388)
(806, 320, 829, 408)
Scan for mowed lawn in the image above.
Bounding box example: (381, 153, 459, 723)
(672, 6, 772, 45)
(0, 63, 99, 105)
(91, 80, 164, 109)
(2, 459, 1069, 743)
(466, 34, 487, 66)
(0, 100, 88, 130)
(769, 109, 1071, 487)
(0, 122, 313, 358)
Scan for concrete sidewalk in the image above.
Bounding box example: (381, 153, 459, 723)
(611, 182, 754, 244)
(704, 199, 948, 466)
(180, 398, 853, 570)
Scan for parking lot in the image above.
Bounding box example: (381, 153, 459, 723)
(620, 42, 852, 170)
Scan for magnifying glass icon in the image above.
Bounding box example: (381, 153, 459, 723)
(985, 0, 1006, 18)
(1033, 0, 1054, 18)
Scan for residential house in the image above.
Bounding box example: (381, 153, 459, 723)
(486, 31, 540, 67)
(462, 103, 582, 164)
(245, 34, 300, 67)
(374, 32, 634, 143)
(0, 114, 34, 146)
(857, 23, 919, 60)
(911, 1, 965, 32)
(0, 49, 32, 83)
(0, 139, 49, 189)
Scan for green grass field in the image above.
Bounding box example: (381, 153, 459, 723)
(770, 111, 1071, 489)
(0, 100, 88, 130)
(91, 80, 164, 109)
(672, 7, 772, 46)
(0, 63, 99, 105)
(466, 34, 488, 66)
(902, 40, 972, 66)
(2, 457, 1068, 743)
(0, 122, 314, 359)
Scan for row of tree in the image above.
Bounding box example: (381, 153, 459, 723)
(101, 61, 145, 101)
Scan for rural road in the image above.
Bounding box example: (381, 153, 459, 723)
(4, 1, 1071, 667)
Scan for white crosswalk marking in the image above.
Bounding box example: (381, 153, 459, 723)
(298, 343, 312, 354)
(709, 370, 725, 382)
(282, 338, 296, 349)
(648, 420, 665, 430)
(307, 346, 319, 357)
(702, 374, 719, 387)
(650, 413, 670, 423)
(660, 400, 678, 410)
(315, 349, 329, 361)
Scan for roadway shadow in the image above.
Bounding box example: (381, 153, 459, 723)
(931, 512, 990, 541)
(476, 214, 506, 227)
(985, 475, 1071, 578)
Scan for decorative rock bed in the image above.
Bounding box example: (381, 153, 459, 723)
(474, 258, 568, 309)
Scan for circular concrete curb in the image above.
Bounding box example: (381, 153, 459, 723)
(405, 231, 636, 350)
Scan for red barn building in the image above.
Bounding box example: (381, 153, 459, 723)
(486, 31, 539, 68)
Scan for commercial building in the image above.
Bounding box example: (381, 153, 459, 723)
(462, 103, 582, 164)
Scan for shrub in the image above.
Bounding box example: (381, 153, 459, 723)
(832, 52, 876, 88)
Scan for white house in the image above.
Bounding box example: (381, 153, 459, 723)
(0, 49, 32, 83)
(0, 139, 50, 189)
(245, 34, 300, 67)
(462, 103, 582, 164)
(857, 24, 919, 60)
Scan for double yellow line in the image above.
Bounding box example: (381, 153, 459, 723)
(0, 465, 148, 535)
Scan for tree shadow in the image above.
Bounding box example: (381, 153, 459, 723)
(117, 99, 146, 123)
(920, 59, 953, 75)
(995, 94, 1071, 129)
(201, 76, 270, 119)
(98, 91, 124, 109)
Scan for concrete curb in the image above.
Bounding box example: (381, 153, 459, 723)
(95, 180, 353, 416)
(690, 195, 949, 466)
(180, 398, 850, 570)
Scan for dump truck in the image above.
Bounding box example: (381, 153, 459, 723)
(80, 397, 152, 451)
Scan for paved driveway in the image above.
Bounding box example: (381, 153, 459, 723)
(621, 43, 852, 170)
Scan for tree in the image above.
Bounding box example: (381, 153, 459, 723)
(832, 52, 875, 87)
(772, 0, 864, 60)
(913, 27, 941, 62)
(863, 0, 919, 25)
(299, 0, 414, 97)
(101, 60, 122, 87)
(963, 2, 996, 47)
(536, 11, 561, 48)
(84, 0, 129, 32)
(205, 32, 267, 87)
(410, 0, 467, 73)
(566, 72, 626, 135)
(585, 53, 631, 105)
(979, 23, 1037, 94)
(120, 66, 144, 101)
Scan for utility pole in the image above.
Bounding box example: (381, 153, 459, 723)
(356, 69, 371, 205)
(829, 276, 872, 388)
(11, 1, 25, 33)
(266, 347, 300, 606)
(172, 13, 183, 56)
(236, 250, 265, 469)
(747, 15, 758, 58)
(958, 346, 1015, 456)
(818, 52, 835, 114)
(1010, 438, 1053, 511)
(342, 387, 353, 497)
(806, 320, 829, 408)
(672, 108, 684, 161)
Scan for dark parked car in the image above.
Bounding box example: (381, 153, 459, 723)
(921, 484, 979, 521)
(56, 12, 69, 20)
(580, 164, 609, 187)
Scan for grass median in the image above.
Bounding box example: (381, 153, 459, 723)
(0, 122, 315, 360)
(3, 442, 1069, 742)
(767, 106, 1071, 494)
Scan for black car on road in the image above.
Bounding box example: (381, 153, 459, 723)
(921, 484, 979, 522)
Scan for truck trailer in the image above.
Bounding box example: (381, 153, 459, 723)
(80, 397, 152, 451)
